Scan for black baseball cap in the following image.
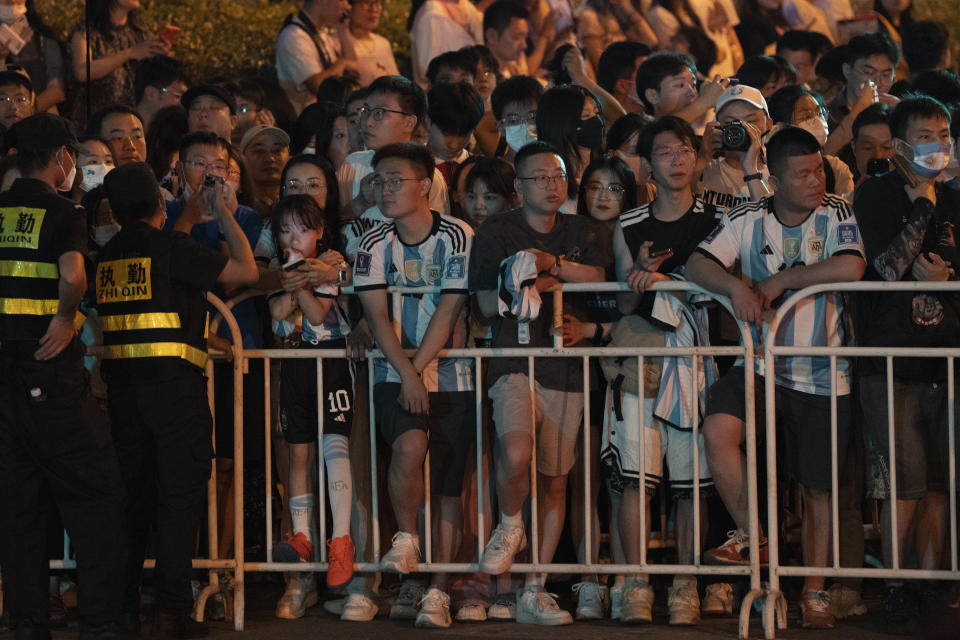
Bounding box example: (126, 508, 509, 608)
(181, 83, 237, 115)
(9, 113, 80, 153)
(0, 66, 33, 93)
(104, 162, 160, 219)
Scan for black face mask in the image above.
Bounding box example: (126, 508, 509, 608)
(576, 115, 604, 151)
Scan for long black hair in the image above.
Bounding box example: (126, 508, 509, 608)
(87, 0, 143, 37)
(536, 85, 603, 199)
(290, 101, 342, 156)
(576, 154, 637, 217)
(277, 154, 342, 250)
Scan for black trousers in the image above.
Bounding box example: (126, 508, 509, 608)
(0, 340, 125, 631)
(108, 371, 213, 616)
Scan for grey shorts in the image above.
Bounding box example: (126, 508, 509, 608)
(860, 374, 959, 500)
(489, 373, 584, 476)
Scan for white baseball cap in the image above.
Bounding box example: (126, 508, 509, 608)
(715, 84, 768, 115)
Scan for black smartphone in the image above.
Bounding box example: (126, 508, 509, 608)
(866, 157, 891, 177)
(203, 173, 224, 189)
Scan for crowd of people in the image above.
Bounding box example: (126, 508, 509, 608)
(0, 0, 959, 637)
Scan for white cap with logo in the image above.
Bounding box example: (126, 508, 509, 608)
(715, 84, 769, 115)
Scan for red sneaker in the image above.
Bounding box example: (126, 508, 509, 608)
(703, 529, 768, 566)
(327, 535, 355, 588)
(274, 531, 314, 563)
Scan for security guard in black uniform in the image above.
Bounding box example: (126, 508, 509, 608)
(96, 162, 257, 638)
(0, 114, 125, 639)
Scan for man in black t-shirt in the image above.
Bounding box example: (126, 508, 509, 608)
(468, 141, 610, 625)
(611, 116, 725, 625)
(0, 114, 126, 639)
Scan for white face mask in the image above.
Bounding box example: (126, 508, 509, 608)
(81, 163, 111, 191)
(796, 116, 829, 147)
(503, 123, 536, 152)
(57, 149, 76, 192)
(0, 4, 27, 24)
(302, 146, 317, 155)
(92, 222, 120, 247)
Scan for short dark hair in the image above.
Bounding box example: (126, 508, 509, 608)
(367, 76, 428, 127)
(597, 41, 651, 96)
(316, 75, 361, 108)
(513, 140, 563, 175)
(145, 105, 188, 181)
(767, 84, 823, 124)
(845, 31, 900, 69)
(134, 56, 188, 104)
(815, 44, 848, 86)
(372, 141, 436, 179)
(224, 77, 266, 110)
(490, 75, 543, 120)
(737, 56, 793, 90)
(889, 94, 951, 140)
(605, 112, 646, 153)
(901, 21, 949, 73)
(463, 44, 500, 76)
(290, 100, 340, 155)
(483, 0, 527, 36)
(346, 86, 369, 108)
(635, 52, 696, 113)
(425, 50, 478, 86)
(87, 104, 144, 137)
(427, 82, 485, 135)
(178, 130, 230, 160)
(104, 162, 160, 225)
(776, 31, 820, 60)
(852, 103, 891, 141)
(910, 69, 960, 105)
(576, 154, 637, 216)
(636, 115, 695, 161)
(464, 156, 516, 198)
(765, 126, 821, 177)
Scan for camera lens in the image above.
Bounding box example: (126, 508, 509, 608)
(721, 122, 750, 152)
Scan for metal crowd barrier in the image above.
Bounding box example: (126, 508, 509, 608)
(761, 282, 960, 639)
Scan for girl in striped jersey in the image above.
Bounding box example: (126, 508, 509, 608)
(267, 195, 357, 618)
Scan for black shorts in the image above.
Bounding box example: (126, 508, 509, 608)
(705, 367, 851, 493)
(374, 382, 475, 497)
(279, 342, 354, 443)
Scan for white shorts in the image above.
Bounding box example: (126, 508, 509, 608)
(600, 389, 713, 497)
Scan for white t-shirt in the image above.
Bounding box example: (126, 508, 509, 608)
(342, 30, 400, 86)
(409, 0, 483, 87)
(276, 14, 342, 114)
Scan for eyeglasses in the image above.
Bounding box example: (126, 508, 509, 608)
(109, 130, 145, 143)
(853, 63, 895, 83)
(652, 146, 695, 162)
(501, 111, 537, 127)
(359, 105, 410, 122)
(0, 95, 30, 107)
(227, 169, 242, 180)
(158, 86, 183, 100)
(586, 183, 625, 197)
(285, 178, 327, 194)
(517, 173, 567, 189)
(184, 159, 227, 171)
(793, 106, 828, 122)
(189, 103, 229, 115)
(371, 177, 421, 192)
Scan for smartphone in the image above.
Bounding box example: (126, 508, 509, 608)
(283, 258, 306, 272)
(649, 247, 673, 258)
(866, 157, 891, 177)
(203, 173, 224, 189)
(160, 25, 180, 44)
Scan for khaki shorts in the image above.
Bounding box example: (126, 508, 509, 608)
(489, 373, 584, 476)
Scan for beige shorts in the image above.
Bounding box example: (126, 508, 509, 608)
(489, 373, 584, 476)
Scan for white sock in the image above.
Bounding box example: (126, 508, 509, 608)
(501, 511, 523, 529)
(323, 434, 353, 539)
(289, 493, 314, 543)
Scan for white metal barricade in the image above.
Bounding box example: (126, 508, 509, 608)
(762, 282, 960, 639)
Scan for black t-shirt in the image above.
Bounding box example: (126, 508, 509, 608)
(854, 171, 960, 381)
(97, 220, 227, 384)
(0, 178, 86, 342)
(619, 197, 722, 320)
(469, 209, 612, 391)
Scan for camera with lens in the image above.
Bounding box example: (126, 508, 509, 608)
(721, 120, 751, 152)
(203, 173, 224, 189)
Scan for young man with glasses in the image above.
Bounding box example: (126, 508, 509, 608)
(182, 84, 239, 143)
(241, 124, 292, 216)
(338, 76, 450, 255)
(353, 142, 475, 628)
(88, 104, 147, 167)
(0, 67, 34, 129)
(133, 56, 188, 132)
(611, 115, 726, 625)
(469, 141, 611, 625)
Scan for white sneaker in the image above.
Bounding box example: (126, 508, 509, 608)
(479, 524, 526, 575)
(455, 601, 487, 622)
(610, 582, 625, 620)
(415, 588, 452, 628)
(389, 579, 426, 620)
(516, 586, 573, 626)
(572, 581, 608, 620)
(341, 593, 378, 622)
(620, 578, 654, 624)
(275, 573, 318, 619)
(668, 578, 700, 625)
(487, 593, 516, 620)
(702, 582, 734, 616)
(381, 531, 420, 574)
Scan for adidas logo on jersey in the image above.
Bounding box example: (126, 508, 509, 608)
(760, 245, 773, 255)
(333, 413, 347, 423)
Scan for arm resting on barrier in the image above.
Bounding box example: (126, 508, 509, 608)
(686, 251, 766, 329)
(753, 254, 866, 304)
